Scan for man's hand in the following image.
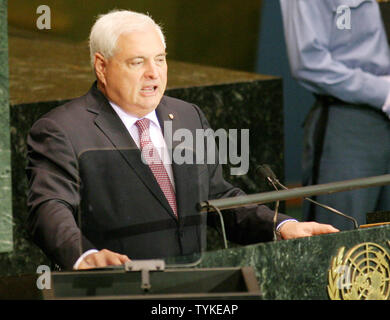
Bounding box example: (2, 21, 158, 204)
(279, 221, 339, 240)
(77, 249, 131, 270)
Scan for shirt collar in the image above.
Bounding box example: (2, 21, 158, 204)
(108, 101, 161, 130)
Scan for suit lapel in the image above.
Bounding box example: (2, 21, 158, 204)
(156, 99, 194, 224)
(86, 85, 177, 220)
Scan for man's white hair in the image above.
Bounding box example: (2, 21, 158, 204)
(89, 9, 166, 68)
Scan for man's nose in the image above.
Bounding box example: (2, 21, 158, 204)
(144, 61, 159, 79)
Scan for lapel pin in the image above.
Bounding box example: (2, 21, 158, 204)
(168, 113, 174, 120)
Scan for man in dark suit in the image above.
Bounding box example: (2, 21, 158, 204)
(26, 10, 338, 270)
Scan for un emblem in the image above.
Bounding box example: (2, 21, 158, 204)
(328, 242, 390, 300)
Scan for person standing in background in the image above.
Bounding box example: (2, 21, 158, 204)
(280, 0, 390, 230)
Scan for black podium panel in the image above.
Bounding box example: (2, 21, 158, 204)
(0, 267, 261, 300)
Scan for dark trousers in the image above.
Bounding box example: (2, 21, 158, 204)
(302, 97, 390, 230)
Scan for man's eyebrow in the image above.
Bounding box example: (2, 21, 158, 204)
(125, 52, 167, 62)
(127, 56, 145, 61)
(156, 52, 167, 57)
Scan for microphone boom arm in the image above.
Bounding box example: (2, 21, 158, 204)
(198, 173, 390, 230)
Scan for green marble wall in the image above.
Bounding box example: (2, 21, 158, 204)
(167, 79, 284, 196)
(0, 0, 12, 253)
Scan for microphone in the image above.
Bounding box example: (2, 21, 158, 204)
(257, 164, 359, 229)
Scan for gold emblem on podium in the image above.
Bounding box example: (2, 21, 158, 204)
(328, 242, 390, 300)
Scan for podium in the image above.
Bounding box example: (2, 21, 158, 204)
(1, 225, 390, 300)
(195, 174, 390, 300)
(195, 224, 390, 300)
(0, 266, 261, 300)
(2, 175, 390, 300)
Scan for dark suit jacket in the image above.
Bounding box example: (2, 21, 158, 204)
(26, 83, 291, 269)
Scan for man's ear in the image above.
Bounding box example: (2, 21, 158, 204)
(94, 53, 107, 86)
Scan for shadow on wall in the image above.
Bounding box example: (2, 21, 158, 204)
(8, 0, 263, 72)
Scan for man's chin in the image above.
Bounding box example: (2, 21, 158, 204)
(133, 100, 163, 116)
(140, 96, 163, 109)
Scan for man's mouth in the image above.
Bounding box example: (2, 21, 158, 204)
(140, 86, 158, 94)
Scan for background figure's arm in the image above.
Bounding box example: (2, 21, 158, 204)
(280, 0, 390, 110)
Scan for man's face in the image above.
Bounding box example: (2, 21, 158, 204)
(96, 25, 167, 117)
